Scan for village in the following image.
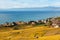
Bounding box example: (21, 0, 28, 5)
(0, 17, 60, 29)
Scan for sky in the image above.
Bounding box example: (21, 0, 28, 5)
(0, 0, 60, 9)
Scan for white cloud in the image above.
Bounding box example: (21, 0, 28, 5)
(0, 0, 60, 9)
(50, 2, 60, 7)
(0, 1, 48, 9)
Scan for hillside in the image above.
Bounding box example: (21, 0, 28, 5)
(0, 26, 60, 40)
(0, 17, 60, 40)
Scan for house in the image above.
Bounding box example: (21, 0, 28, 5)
(52, 23, 59, 28)
(36, 20, 42, 24)
(2, 22, 13, 27)
(37, 20, 46, 24)
(51, 18, 60, 28)
(13, 21, 27, 25)
(28, 21, 37, 25)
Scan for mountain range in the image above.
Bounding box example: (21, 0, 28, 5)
(0, 6, 60, 11)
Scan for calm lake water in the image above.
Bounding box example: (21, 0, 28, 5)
(0, 11, 60, 24)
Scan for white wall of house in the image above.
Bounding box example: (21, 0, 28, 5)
(54, 25, 59, 28)
(52, 23, 59, 28)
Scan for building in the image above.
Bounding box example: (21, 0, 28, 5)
(51, 18, 60, 28)
(28, 21, 37, 25)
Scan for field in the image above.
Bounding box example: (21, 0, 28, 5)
(0, 26, 60, 40)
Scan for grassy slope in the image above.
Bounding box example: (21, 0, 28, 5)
(0, 26, 60, 40)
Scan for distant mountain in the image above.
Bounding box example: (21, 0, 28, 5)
(0, 6, 60, 11)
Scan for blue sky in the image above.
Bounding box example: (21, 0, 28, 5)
(0, 0, 60, 9)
